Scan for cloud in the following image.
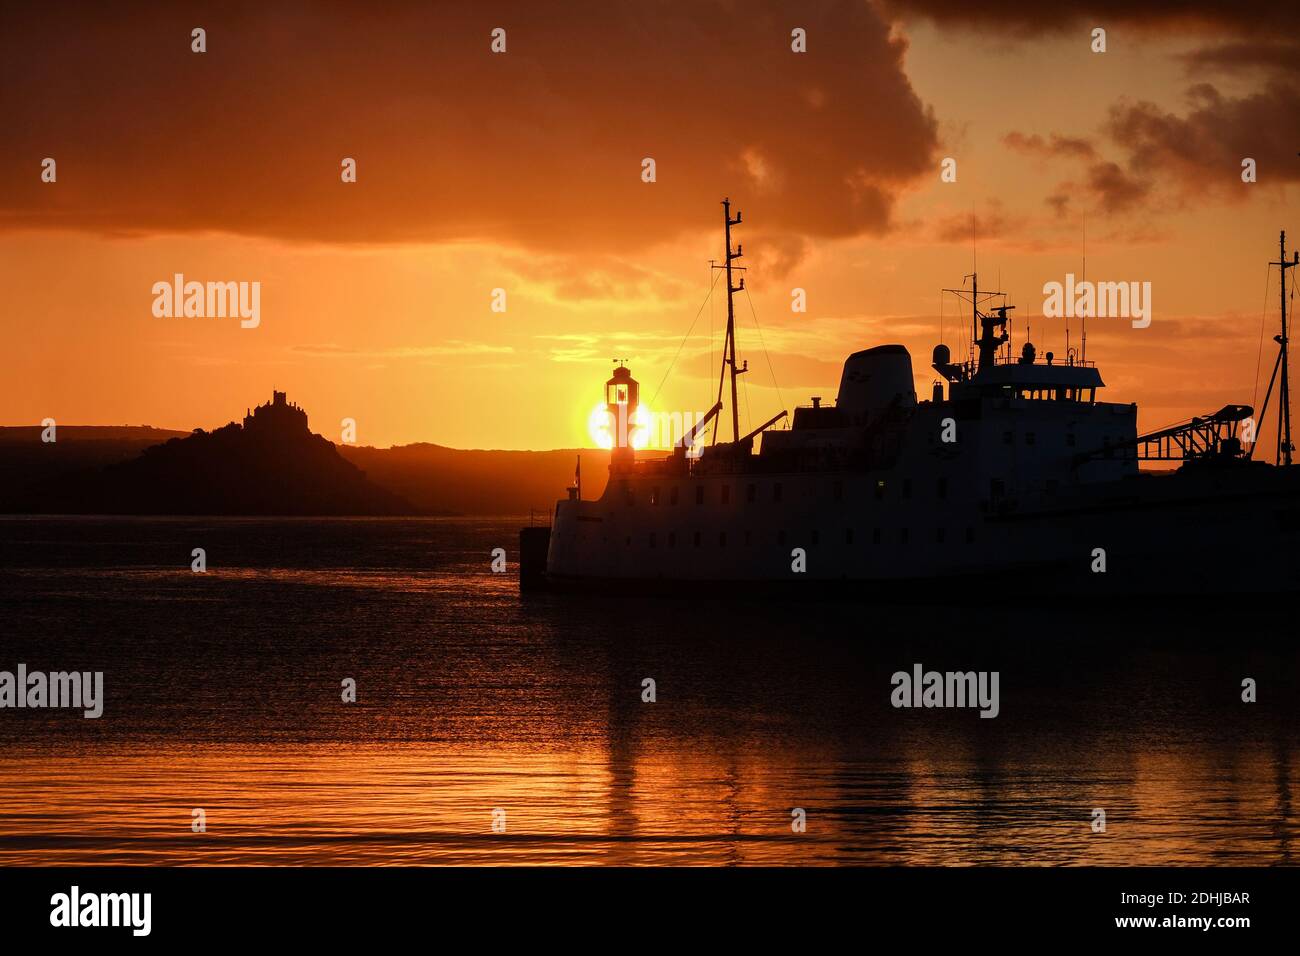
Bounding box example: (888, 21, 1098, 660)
(883, 1, 1300, 35)
(500, 255, 693, 309)
(1105, 81, 1300, 195)
(1083, 160, 1152, 213)
(1008, 76, 1299, 219)
(931, 206, 1026, 244)
(0, 0, 939, 253)
(1003, 132, 1097, 160)
(1181, 41, 1300, 77)
(291, 341, 513, 358)
(898, 2, 1300, 216)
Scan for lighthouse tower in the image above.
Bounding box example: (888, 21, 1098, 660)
(605, 362, 640, 466)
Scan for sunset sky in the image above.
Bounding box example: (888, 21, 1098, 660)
(3, 1, 1298, 450)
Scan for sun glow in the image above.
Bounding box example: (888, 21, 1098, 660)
(587, 402, 653, 450)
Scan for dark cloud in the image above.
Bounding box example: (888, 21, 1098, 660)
(883, 1, 1299, 35)
(1105, 81, 1300, 192)
(1181, 41, 1300, 76)
(1003, 132, 1097, 160)
(0, 0, 939, 250)
(931, 205, 1024, 244)
(986, 9, 1300, 218)
(1083, 161, 1151, 213)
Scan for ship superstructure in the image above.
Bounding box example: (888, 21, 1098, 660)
(534, 204, 1300, 594)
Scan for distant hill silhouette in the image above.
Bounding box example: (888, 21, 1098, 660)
(0, 398, 607, 516)
(0, 425, 190, 511)
(339, 443, 607, 516)
(1, 393, 411, 516)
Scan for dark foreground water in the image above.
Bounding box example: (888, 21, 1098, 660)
(0, 517, 1295, 865)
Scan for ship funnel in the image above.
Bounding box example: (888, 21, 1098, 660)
(836, 344, 916, 424)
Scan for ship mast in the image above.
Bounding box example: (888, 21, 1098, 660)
(1256, 230, 1297, 466)
(712, 198, 748, 443)
(1278, 231, 1295, 466)
(942, 272, 1009, 376)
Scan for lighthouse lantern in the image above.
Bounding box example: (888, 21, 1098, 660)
(605, 362, 640, 451)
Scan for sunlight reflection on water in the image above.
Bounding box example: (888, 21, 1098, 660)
(0, 517, 1296, 865)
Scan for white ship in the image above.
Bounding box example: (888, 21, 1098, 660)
(524, 202, 1300, 595)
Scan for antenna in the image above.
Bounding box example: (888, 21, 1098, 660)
(1081, 216, 1087, 365)
(943, 273, 1010, 376)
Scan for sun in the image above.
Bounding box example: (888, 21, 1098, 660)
(587, 402, 653, 450)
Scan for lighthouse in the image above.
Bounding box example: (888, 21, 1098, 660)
(605, 362, 640, 464)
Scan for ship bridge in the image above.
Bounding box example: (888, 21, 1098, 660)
(955, 355, 1104, 404)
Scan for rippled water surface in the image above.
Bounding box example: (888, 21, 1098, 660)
(0, 517, 1296, 865)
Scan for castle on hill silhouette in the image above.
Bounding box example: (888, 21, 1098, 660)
(4, 389, 412, 515)
(243, 390, 308, 434)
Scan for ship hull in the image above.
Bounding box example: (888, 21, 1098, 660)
(543, 465, 1300, 596)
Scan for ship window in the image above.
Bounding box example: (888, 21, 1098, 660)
(845, 528, 854, 545)
(719, 532, 727, 547)
(746, 483, 756, 503)
(902, 479, 912, 499)
(696, 485, 705, 505)
(650, 487, 660, 505)
(773, 483, 783, 502)
(833, 480, 843, 501)
(937, 477, 948, 499)
(670, 486, 679, 505)
(693, 531, 701, 547)
(872, 528, 881, 545)
(721, 484, 731, 504)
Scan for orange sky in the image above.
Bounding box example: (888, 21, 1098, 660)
(3, 2, 1298, 450)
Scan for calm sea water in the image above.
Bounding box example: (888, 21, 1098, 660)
(0, 516, 1296, 865)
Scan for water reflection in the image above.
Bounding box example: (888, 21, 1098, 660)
(0, 517, 1295, 865)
